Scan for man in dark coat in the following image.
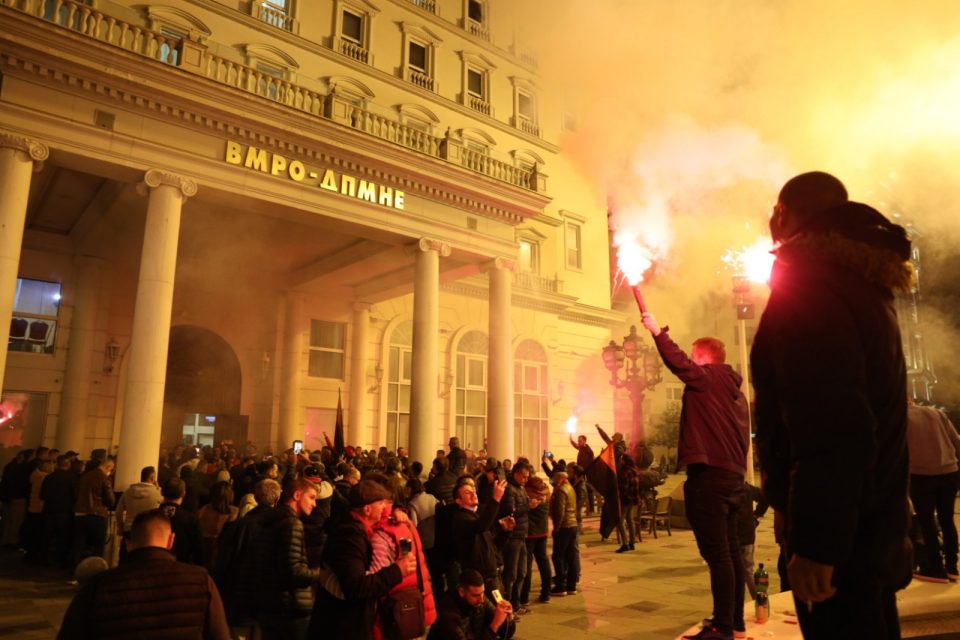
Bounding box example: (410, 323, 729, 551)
(641, 312, 749, 640)
(426, 456, 458, 505)
(310, 478, 416, 640)
(496, 461, 532, 611)
(159, 477, 204, 565)
(428, 569, 515, 640)
(751, 171, 914, 638)
(255, 478, 321, 640)
(41, 454, 78, 569)
(452, 477, 508, 593)
(58, 509, 229, 640)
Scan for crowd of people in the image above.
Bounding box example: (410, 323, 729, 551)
(2, 431, 655, 640)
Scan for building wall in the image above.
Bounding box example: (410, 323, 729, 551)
(0, 0, 623, 471)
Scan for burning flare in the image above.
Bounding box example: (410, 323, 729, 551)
(722, 236, 775, 284)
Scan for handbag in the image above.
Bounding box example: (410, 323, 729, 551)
(380, 522, 426, 640)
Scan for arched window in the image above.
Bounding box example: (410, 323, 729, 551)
(513, 339, 548, 459)
(385, 320, 413, 450)
(455, 330, 488, 451)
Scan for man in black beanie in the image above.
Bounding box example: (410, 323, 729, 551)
(752, 172, 913, 638)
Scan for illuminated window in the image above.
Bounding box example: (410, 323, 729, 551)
(455, 330, 488, 451)
(565, 221, 582, 270)
(386, 321, 413, 451)
(518, 240, 539, 274)
(514, 340, 548, 459)
(308, 320, 346, 379)
(9, 278, 60, 355)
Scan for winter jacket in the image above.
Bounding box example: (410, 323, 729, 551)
(408, 491, 438, 550)
(427, 589, 516, 640)
(652, 329, 749, 476)
(452, 500, 502, 582)
(370, 516, 437, 631)
(618, 465, 642, 507)
(496, 475, 529, 539)
(74, 468, 115, 517)
(426, 470, 458, 505)
(160, 501, 205, 565)
(40, 468, 78, 516)
(549, 482, 577, 530)
(751, 201, 913, 569)
(57, 547, 229, 640)
(255, 504, 320, 616)
(311, 514, 404, 640)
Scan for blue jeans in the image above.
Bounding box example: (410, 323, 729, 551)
(684, 466, 745, 632)
(520, 537, 551, 602)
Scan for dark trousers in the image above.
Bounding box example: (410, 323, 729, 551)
(795, 566, 900, 639)
(44, 512, 73, 569)
(520, 537, 551, 602)
(257, 612, 309, 640)
(684, 466, 745, 632)
(551, 527, 579, 591)
(910, 471, 959, 573)
(500, 537, 527, 606)
(20, 512, 45, 562)
(72, 514, 107, 569)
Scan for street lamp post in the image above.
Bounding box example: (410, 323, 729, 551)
(732, 276, 756, 485)
(601, 325, 662, 462)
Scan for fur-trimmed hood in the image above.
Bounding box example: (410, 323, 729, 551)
(775, 201, 914, 293)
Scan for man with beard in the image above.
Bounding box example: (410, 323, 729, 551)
(428, 569, 515, 640)
(751, 172, 914, 638)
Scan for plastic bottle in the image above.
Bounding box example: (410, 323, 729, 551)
(755, 591, 769, 624)
(754, 562, 769, 594)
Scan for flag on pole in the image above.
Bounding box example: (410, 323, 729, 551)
(334, 388, 345, 459)
(586, 443, 621, 539)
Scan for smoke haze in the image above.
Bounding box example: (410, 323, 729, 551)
(512, 0, 960, 407)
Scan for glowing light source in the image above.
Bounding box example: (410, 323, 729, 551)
(565, 415, 578, 434)
(722, 236, 775, 284)
(614, 230, 657, 286)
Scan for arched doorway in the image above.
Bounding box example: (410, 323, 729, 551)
(162, 326, 245, 448)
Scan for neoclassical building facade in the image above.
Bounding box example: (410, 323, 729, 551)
(0, 0, 625, 488)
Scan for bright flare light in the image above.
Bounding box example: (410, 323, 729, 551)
(565, 415, 578, 434)
(722, 237, 775, 284)
(614, 231, 657, 285)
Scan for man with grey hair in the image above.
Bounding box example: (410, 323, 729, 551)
(752, 171, 913, 638)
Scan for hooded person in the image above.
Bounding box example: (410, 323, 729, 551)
(751, 172, 913, 639)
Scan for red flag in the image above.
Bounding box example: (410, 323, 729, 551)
(586, 444, 621, 539)
(334, 388, 345, 459)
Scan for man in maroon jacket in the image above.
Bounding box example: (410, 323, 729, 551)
(642, 313, 749, 640)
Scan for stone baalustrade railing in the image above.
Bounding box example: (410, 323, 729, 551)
(2, 0, 544, 193)
(513, 271, 563, 294)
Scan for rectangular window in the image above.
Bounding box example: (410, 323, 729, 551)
(518, 240, 539, 274)
(468, 0, 483, 22)
(408, 41, 427, 72)
(565, 222, 582, 269)
(342, 9, 363, 42)
(9, 278, 60, 354)
(666, 386, 683, 401)
(518, 92, 535, 120)
(308, 320, 346, 379)
(467, 68, 483, 97)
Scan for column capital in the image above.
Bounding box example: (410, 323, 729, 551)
(137, 169, 198, 198)
(0, 133, 49, 171)
(492, 256, 517, 272)
(417, 238, 452, 257)
(352, 302, 372, 313)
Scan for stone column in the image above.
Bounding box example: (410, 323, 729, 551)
(409, 238, 450, 469)
(57, 257, 104, 454)
(278, 292, 304, 452)
(487, 257, 515, 461)
(0, 134, 48, 391)
(116, 170, 195, 490)
(348, 302, 371, 447)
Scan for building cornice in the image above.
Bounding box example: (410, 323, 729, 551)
(181, 0, 560, 154)
(0, 10, 550, 224)
(559, 304, 628, 329)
